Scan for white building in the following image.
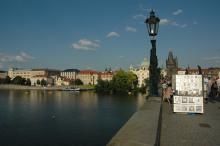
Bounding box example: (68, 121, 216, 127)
(60, 69, 80, 80)
(76, 70, 99, 85)
(0, 71, 7, 79)
(130, 58, 149, 87)
(54, 76, 70, 86)
(30, 75, 53, 86)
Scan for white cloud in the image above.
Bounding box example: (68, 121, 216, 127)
(107, 32, 120, 38)
(202, 56, 220, 64)
(171, 21, 179, 26)
(203, 56, 220, 61)
(125, 26, 137, 32)
(160, 18, 171, 25)
(0, 52, 34, 63)
(133, 14, 145, 19)
(72, 39, 101, 51)
(119, 56, 125, 59)
(193, 21, 198, 25)
(173, 9, 183, 15)
(180, 24, 187, 28)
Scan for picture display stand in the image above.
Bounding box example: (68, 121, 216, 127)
(172, 75, 204, 113)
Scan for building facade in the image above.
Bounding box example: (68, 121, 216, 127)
(8, 68, 60, 79)
(178, 67, 220, 78)
(30, 75, 53, 86)
(54, 76, 70, 86)
(60, 69, 80, 80)
(130, 58, 150, 87)
(76, 70, 99, 85)
(99, 72, 113, 81)
(8, 68, 32, 79)
(166, 51, 178, 79)
(0, 71, 7, 79)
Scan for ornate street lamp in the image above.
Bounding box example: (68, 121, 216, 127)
(145, 10, 160, 96)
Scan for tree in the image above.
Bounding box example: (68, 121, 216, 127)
(40, 79, 47, 86)
(3, 76, 11, 84)
(74, 79, 83, 85)
(26, 78, 31, 86)
(95, 79, 111, 93)
(12, 76, 26, 85)
(111, 70, 138, 94)
(36, 79, 40, 86)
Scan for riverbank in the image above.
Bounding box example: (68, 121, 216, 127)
(0, 84, 95, 91)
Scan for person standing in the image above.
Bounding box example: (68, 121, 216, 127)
(203, 77, 209, 103)
(216, 77, 220, 97)
(211, 78, 218, 99)
(207, 77, 213, 98)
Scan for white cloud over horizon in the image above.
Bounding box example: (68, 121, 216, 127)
(133, 14, 145, 20)
(203, 56, 220, 61)
(0, 52, 34, 63)
(160, 18, 187, 28)
(107, 32, 120, 38)
(72, 39, 101, 51)
(160, 19, 171, 25)
(0, 52, 34, 69)
(172, 9, 183, 15)
(125, 26, 137, 32)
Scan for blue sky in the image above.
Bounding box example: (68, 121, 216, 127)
(0, 0, 220, 71)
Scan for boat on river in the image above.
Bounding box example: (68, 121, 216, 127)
(61, 87, 80, 91)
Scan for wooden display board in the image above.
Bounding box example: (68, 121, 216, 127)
(172, 75, 204, 113)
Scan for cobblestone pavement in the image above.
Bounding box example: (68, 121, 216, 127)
(160, 98, 220, 146)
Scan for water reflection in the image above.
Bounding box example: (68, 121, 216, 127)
(0, 90, 146, 146)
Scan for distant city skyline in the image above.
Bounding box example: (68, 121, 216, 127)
(0, 0, 220, 71)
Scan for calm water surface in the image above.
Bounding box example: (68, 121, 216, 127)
(0, 90, 146, 146)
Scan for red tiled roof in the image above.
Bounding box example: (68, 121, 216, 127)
(79, 70, 99, 74)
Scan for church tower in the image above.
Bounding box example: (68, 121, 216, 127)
(166, 51, 178, 79)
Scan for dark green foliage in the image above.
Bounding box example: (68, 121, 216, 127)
(3, 76, 11, 84)
(12, 76, 26, 85)
(40, 79, 47, 86)
(95, 70, 138, 94)
(36, 79, 40, 85)
(74, 79, 83, 85)
(95, 79, 112, 93)
(26, 78, 31, 86)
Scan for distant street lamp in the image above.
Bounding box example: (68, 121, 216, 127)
(145, 10, 160, 96)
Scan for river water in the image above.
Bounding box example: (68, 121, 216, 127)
(0, 90, 146, 146)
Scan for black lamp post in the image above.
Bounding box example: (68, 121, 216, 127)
(145, 10, 160, 96)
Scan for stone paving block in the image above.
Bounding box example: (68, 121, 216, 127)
(160, 100, 220, 146)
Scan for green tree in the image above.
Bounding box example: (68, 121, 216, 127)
(95, 79, 111, 93)
(26, 78, 31, 86)
(36, 79, 40, 86)
(3, 76, 11, 84)
(12, 76, 26, 85)
(111, 70, 138, 94)
(40, 79, 47, 86)
(74, 79, 83, 85)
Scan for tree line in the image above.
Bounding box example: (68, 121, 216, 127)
(95, 70, 149, 94)
(0, 76, 47, 86)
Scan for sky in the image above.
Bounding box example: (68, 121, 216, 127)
(0, 0, 220, 71)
